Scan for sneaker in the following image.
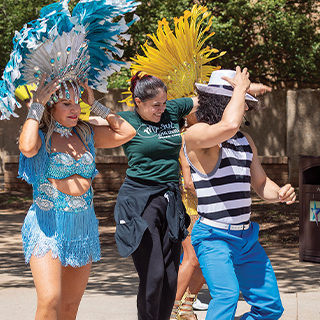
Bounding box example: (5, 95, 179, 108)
(192, 298, 208, 311)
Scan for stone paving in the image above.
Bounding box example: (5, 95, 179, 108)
(1, 194, 320, 319)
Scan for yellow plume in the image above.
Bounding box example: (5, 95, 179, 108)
(15, 84, 37, 101)
(121, 4, 226, 106)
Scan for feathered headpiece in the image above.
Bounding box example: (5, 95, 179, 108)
(121, 4, 225, 107)
(0, 0, 140, 120)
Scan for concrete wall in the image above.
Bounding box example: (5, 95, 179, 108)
(242, 89, 320, 186)
(93, 89, 131, 158)
(242, 90, 287, 157)
(1, 88, 320, 187)
(286, 90, 320, 186)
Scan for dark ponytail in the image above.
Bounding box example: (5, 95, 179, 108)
(131, 71, 167, 108)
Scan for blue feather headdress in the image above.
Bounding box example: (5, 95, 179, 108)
(0, 0, 140, 120)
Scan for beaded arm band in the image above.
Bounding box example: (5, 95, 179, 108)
(91, 100, 111, 119)
(26, 102, 45, 123)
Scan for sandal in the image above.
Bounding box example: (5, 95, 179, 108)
(170, 300, 181, 320)
(178, 292, 198, 320)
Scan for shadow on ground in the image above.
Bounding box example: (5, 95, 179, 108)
(1, 190, 320, 298)
(0, 206, 139, 296)
(0, 211, 33, 289)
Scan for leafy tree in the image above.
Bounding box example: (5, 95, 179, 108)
(1, 0, 319, 89)
(197, 0, 320, 88)
(123, 0, 320, 88)
(122, 0, 194, 59)
(0, 0, 53, 74)
(0, 0, 78, 75)
(107, 67, 131, 89)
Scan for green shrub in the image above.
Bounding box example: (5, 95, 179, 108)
(1, 0, 319, 89)
(107, 68, 131, 90)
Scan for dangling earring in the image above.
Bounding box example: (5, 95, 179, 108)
(184, 117, 188, 128)
(244, 115, 250, 126)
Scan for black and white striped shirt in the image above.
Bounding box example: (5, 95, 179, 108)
(183, 132, 253, 224)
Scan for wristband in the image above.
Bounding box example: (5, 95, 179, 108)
(91, 100, 111, 119)
(26, 102, 45, 123)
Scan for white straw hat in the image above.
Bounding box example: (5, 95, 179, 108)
(195, 69, 258, 102)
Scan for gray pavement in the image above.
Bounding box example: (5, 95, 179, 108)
(1, 205, 320, 319)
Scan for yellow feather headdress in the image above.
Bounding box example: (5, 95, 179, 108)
(121, 4, 226, 107)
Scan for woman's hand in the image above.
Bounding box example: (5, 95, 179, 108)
(32, 73, 59, 106)
(248, 83, 272, 97)
(79, 79, 95, 106)
(221, 66, 251, 92)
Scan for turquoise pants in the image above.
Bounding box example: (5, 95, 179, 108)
(191, 220, 284, 320)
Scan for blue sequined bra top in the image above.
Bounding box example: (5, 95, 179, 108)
(46, 151, 96, 180)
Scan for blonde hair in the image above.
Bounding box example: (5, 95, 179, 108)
(40, 104, 92, 153)
(38, 80, 92, 152)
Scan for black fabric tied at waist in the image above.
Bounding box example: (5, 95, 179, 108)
(165, 182, 190, 242)
(114, 176, 190, 258)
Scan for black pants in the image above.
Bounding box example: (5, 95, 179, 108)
(132, 194, 182, 320)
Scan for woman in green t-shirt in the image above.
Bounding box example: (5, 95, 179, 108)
(114, 68, 251, 320)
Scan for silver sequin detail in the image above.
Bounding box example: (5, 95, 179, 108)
(46, 151, 95, 180)
(54, 153, 75, 166)
(35, 197, 55, 211)
(65, 196, 87, 210)
(39, 183, 59, 198)
(81, 152, 94, 165)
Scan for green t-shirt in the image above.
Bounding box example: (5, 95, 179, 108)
(118, 97, 194, 184)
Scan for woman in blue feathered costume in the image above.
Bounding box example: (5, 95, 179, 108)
(0, 1, 139, 319)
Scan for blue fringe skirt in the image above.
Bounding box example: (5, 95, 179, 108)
(21, 202, 101, 267)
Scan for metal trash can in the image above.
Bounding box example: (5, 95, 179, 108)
(299, 155, 320, 262)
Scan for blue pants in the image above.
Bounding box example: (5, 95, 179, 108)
(191, 220, 283, 320)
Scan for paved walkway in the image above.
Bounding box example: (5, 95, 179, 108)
(1, 204, 320, 319)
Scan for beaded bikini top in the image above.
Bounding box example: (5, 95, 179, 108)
(46, 151, 95, 180)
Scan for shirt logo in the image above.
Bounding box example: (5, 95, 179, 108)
(137, 122, 180, 144)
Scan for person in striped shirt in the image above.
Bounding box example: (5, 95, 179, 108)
(183, 68, 296, 320)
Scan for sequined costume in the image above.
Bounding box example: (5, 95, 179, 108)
(179, 132, 198, 234)
(180, 173, 198, 233)
(180, 171, 198, 217)
(19, 128, 100, 267)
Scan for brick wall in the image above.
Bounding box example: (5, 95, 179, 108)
(4, 155, 129, 193)
(259, 156, 289, 187)
(4, 88, 320, 188)
(4, 156, 31, 193)
(93, 156, 128, 192)
(4, 155, 289, 193)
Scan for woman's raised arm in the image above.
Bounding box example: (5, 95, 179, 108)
(19, 75, 59, 157)
(80, 79, 136, 148)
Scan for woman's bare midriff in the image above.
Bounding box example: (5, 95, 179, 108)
(48, 175, 91, 196)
